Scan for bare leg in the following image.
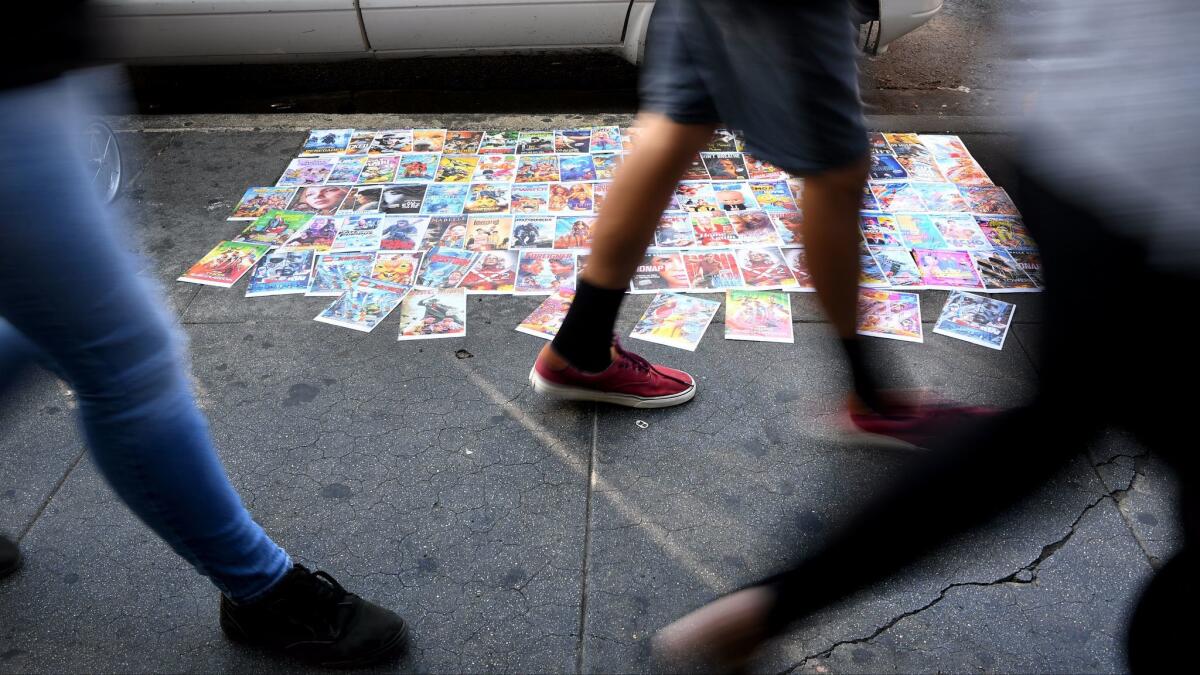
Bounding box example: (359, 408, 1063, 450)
(800, 156, 869, 338)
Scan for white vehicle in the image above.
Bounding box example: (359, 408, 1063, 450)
(97, 1, 941, 64)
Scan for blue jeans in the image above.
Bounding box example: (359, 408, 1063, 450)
(0, 76, 290, 602)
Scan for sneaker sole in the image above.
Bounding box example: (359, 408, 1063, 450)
(221, 609, 409, 669)
(529, 369, 696, 409)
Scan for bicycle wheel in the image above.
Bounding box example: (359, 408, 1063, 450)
(85, 119, 122, 204)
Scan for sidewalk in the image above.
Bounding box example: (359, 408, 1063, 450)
(0, 113, 1177, 674)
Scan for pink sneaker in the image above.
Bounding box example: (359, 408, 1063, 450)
(848, 393, 998, 449)
(530, 339, 696, 408)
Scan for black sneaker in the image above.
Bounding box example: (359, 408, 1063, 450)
(0, 535, 20, 580)
(220, 564, 409, 668)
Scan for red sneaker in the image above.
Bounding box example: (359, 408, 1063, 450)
(530, 339, 696, 408)
(848, 393, 998, 449)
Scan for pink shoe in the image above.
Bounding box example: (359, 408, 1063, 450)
(848, 393, 998, 449)
(529, 339, 696, 408)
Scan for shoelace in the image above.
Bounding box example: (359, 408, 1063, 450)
(307, 570, 350, 605)
(614, 346, 653, 374)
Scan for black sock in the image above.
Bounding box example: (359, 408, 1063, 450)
(550, 279, 627, 372)
(841, 337, 886, 412)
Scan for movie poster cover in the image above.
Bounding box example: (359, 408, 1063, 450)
(871, 182, 928, 212)
(896, 154, 946, 182)
(246, 249, 317, 297)
(858, 212, 903, 247)
(397, 288, 467, 340)
(547, 182, 593, 213)
(281, 215, 341, 252)
(725, 290, 794, 343)
(592, 153, 620, 180)
(459, 249, 518, 294)
(744, 154, 785, 180)
(465, 216, 513, 251)
(705, 128, 738, 152)
(772, 212, 805, 246)
(324, 156, 366, 185)
(970, 249, 1039, 292)
(420, 184, 470, 215)
(868, 246, 924, 289)
(462, 184, 511, 214)
(930, 213, 991, 250)
(735, 246, 797, 289)
(859, 244, 891, 288)
(516, 289, 575, 339)
(654, 214, 696, 248)
(559, 154, 597, 182)
(416, 246, 475, 288)
(378, 184, 427, 214)
(517, 131, 555, 154)
(691, 213, 737, 247)
(933, 291, 1015, 350)
(895, 213, 950, 250)
(869, 154, 909, 181)
(343, 130, 375, 156)
(306, 252, 376, 296)
(368, 129, 413, 154)
(359, 155, 400, 184)
(277, 157, 335, 187)
(515, 154, 560, 183)
(371, 249, 424, 284)
(681, 154, 711, 181)
(394, 153, 439, 181)
(479, 130, 519, 154)
(675, 182, 720, 213)
(472, 154, 518, 182)
(781, 246, 815, 291)
(1008, 250, 1044, 286)
(510, 184, 550, 214)
(554, 129, 592, 154)
(589, 126, 621, 153)
(444, 130, 484, 154)
(975, 215, 1037, 251)
(867, 132, 893, 155)
(178, 241, 269, 288)
(712, 182, 759, 212)
(749, 181, 798, 213)
(857, 288, 923, 343)
(230, 186, 295, 220)
(861, 183, 882, 211)
(919, 134, 993, 186)
(329, 214, 385, 252)
(630, 251, 691, 294)
(553, 216, 595, 249)
(910, 182, 970, 212)
(959, 186, 1020, 216)
(515, 250, 577, 295)
(434, 218, 471, 248)
(337, 186, 382, 214)
(301, 129, 352, 155)
(630, 293, 721, 352)
(419, 216, 466, 250)
(912, 248, 985, 290)
(412, 129, 447, 153)
(729, 210, 782, 245)
(883, 133, 930, 158)
(701, 152, 749, 181)
(592, 181, 610, 212)
(288, 186, 350, 216)
(378, 216, 429, 251)
(234, 210, 313, 248)
(682, 249, 742, 291)
(314, 279, 411, 333)
(511, 215, 556, 248)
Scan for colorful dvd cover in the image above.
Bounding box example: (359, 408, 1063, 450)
(478, 130, 519, 154)
(883, 133, 930, 159)
(516, 289, 576, 339)
(728, 210, 782, 245)
(731, 129, 747, 152)
(772, 212, 805, 246)
(734, 246, 797, 289)
(547, 182, 593, 213)
(857, 288, 923, 343)
(630, 251, 692, 294)
(420, 184, 470, 215)
(288, 185, 350, 216)
(511, 215, 556, 248)
(277, 157, 335, 187)
(444, 130, 484, 154)
(705, 128, 738, 152)
(682, 249, 742, 291)
(553, 215, 596, 249)
(434, 217, 471, 248)
(378, 184, 427, 214)
(554, 129, 592, 154)
(933, 291, 1015, 350)
(325, 156, 367, 185)
(911, 182, 970, 212)
(412, 129, 447, 153)
(368, 129, 413, 154)
(725, 290, 794, 343)
(592, 153, 620, 180)
(970, 249, 1039, 292)
(859, 244, 891, 288)
(744, 154, 786, 180)
(781, 246, 816, 291)
(870, 154, 909, 181)
(630, 292, 721, 352)
(359, 155, 400, 184)
(378, 215, 430, 251)
(690, 213, 738, 247)
(701, 152, 750, 181)
(510, 184, 550, 214)
(593, 181, 610, 212)
(895, 213, 951, 250)
(371, 251, 424, 285)
(675, 182, 720, 213)
(867, 132, 893, 155)
(860, 183, 882, 211)
(416, 246, 475, 288)
(974, 215, 1037, 251)
(712, 182, 760, 212)
(178, 241, 269, 288)
(307, 251, 376, 296)
(515, 154, 560, 183)
(558, 154, 597, 182)
(281, 215, 341, 252)
(343, 130, 375, 156)
(959, 186, 1020, 216)
(871, 182, 928, 212)
(329, 214, 385, 252)
(397, 288, 467, 340)
(1008, 250, 1044, 286)
(516, 131, 555, 155)
(654, 213, 697, 248)
(434, 155, 479, 183)
(472, 154, 518, 182)
(515, 250, 577, 295)
(896, 154, 946, 182)
(301, 129, 352, 155)
(589, 126, 621, 153)
(868, 246, 924, 289)
(230, 186, 295, 220)
(748, 181, 797, 213)
(465, 215, 513, 251)
(459, 249, 518, 294)
(912, 248, 985, 290)
(419, 215, 465, 250)
(394, 153, 440, 181)
(681, 154, 711, 181)
(314, 279, 411, 333)
(918, 134, 993, 186)
(462, 183, 511, 214)
(234, 210, 313, 248)
(337, 186, 382, 214)
(245, 250, 316, 297)
(930, 213, 991, 250)
(859, 212, 904, 247)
